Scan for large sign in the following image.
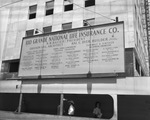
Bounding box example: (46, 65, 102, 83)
(18, 22, 124, 77)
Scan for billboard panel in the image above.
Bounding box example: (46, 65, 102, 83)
(18, 22, 124, 77)
(19, 36, 43, 76)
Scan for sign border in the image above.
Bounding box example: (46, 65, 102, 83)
(18, 21, 125, 78)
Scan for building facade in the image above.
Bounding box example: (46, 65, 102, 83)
(0, 0, 150, 120)
(0, 0, 149, 78)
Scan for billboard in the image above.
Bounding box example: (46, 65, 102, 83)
(18, 22, 124, 77)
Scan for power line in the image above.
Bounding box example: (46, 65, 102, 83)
(66, 0, 116, 22)
(0, 0, 23, 8)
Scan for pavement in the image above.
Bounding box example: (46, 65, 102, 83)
(0, 110, 104, 120)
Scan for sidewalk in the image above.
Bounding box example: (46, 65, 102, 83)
(0, 110, 105, 120)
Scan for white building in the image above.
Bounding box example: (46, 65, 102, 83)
(0, 0, 150, 120)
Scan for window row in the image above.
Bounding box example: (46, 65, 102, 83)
(26, 18, 95, 37)
(29, 0, 95, 19)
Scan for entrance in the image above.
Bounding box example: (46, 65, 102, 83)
(0, 93, 114, 119)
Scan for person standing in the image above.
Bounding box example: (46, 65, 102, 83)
(68, 100, 75, 116)
(93, 101, 102, 118)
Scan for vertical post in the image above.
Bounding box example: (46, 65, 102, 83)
(60, 93, 64, 116)
(116, 17, 119, 22)
(18, 93, 23, 113)
(18, 81, 23, 113)
(89, 26, 91, 74)
(84, 20, 92, 77)
(110, 94, 118, 120)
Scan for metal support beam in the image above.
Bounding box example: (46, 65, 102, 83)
(60, 93, 64, 116)
(18, 81, 23, 113)
(18, 93, 23, 113)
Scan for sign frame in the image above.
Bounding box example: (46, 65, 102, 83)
(18, 21, 125, 78)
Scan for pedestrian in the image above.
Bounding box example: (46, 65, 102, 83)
(57, 104, 61, 115)
(93, 101, 102, 118)
(68, 100, 75, 116)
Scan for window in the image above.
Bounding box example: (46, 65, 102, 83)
(85, 0, 95, 7)
(1, 62, 9, 72)
(64, 0, 73, 12)
(26, 29, 34, 37)
(45, 1, 54, 16)
(136, 31, 139, 47)
(29, 5, 37, 19)
(2, 60, 20, 73)
(9, 61, 19, 73)
(64, 4, 73, 11)
(62, 22, 72, 30)
(43, 26, 52, 33)
(134, 5, 137, 19)
(135, 58, 140, 75)
(83, 18, 95, 26)
(141, 69, 144, 76)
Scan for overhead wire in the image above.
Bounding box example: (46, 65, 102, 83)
(66, 0, 116, 22)
(0, 0, 23, 8)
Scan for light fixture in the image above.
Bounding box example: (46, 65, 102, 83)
(35, 28, 43, 34)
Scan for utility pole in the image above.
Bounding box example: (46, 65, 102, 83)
(83, 20, 92, 77)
